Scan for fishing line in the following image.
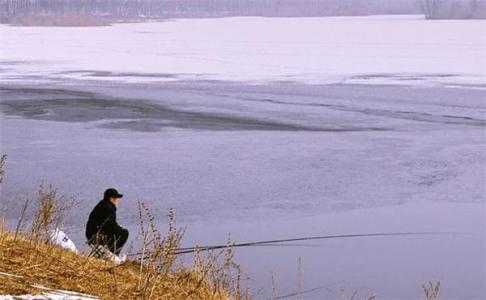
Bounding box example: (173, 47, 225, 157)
(127, 231, 454, 257)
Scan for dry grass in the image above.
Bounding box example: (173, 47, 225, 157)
(0, 154, 6, 185)
(0, 197, 247, 299)
(0, 229, 242, 299)
(423, 281, 441, 300)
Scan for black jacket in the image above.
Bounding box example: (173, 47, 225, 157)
(86, 199, 125, 242)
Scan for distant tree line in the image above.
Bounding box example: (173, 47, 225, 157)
(0, 0, 420, 18)
(419, 0, 485, 18)
(0, 0, 484, 19)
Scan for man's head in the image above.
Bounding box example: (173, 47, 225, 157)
(104, 188, 123, 206)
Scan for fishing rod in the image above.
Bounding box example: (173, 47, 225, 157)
(127, 231, 452, 257)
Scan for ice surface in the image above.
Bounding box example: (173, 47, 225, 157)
(0, 15, 485, 299)
(0, 81, 485, 299)
(0, 15, 485, 87)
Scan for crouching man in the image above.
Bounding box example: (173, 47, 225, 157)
(86, 188, 129, 257)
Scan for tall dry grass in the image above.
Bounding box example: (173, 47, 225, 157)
(131, 202, 249, 299)
(423, 281, 441, 300)
(0, 154, 6, 185)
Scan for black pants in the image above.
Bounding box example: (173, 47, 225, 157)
(91, 229, 129, 255)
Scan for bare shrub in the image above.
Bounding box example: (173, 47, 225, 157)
(13, 198, 29, 242)
(423, 281, 441, 300)
(29, 184, 76, 245)
(133, 203, 185, 298)
(133, 201, 249, 299)
(0, 154, 6, 185)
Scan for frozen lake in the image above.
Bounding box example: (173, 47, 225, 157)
(1, 81, 485, 299)
(0, 15, 485, 86)
(0, 16, 485, 299)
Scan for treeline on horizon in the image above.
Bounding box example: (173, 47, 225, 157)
(0, 0, 485, 20)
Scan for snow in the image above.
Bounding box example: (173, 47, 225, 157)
(0, 291, 97, 300)
(0, 292, 97, 300)
(0, 272, 97, 300)
(0, 15, 485, 87)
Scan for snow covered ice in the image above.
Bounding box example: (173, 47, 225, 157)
(0, 15, 485, 86)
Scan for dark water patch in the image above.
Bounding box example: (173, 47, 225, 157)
(99, 119, 325, 132)
(0, 86, 97, 99)
(0, 87, 367, 132)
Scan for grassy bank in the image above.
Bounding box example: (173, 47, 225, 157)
(0, 230, 241, 299)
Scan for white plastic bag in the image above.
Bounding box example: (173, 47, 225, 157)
(50, 228, 78, 253)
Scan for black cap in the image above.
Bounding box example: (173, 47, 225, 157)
(104, 188, 123, 199)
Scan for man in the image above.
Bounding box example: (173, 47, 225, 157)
(86, 188, 129, 255)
